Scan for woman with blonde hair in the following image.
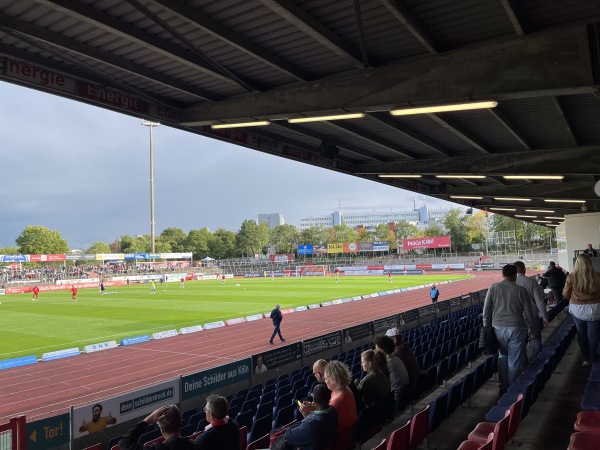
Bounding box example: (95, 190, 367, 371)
(323, 360, 357, 431)
(563, 253, 600, 366)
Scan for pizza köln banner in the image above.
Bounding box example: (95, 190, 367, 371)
(402, 236, 451, 250)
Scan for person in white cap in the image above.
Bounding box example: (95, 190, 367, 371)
(385, 327, 420, 386)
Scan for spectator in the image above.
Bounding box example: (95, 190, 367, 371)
(543, 261, 566, 303)
(118, 405, 196, 450)
(585, 244, 598, 258)
(483, 264, 538, 395)
(356, 350, 390, 407)
(374, 335, 410, 412)
(283, 384, 338, 450)
(514, 261, 548, 356)
(385, 328, 420, 385)
(563, 253, 600, 367)
(194, 395, 240, 450)
(311, 359, 363, 414)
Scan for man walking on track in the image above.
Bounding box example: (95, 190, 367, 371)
(430, 285, 439, 304)
(269, 304, 286, 345)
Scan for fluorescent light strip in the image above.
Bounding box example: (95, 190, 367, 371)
(378, 175, 422, 178)
(503, 175, 564, 180)
(288, 113, 365, 123)
(390, 101, 498, 116)
(436, 175, 486, 179)
(545, 217, 564, 220)
(544, 199, 587, 203)
(450, 195, 483, 200)
(515, 215, 537, 218)
(211, 121, 270, 129)
(533, 220, 553, 223)
(489, 207, 516, 211)
(494, 197, 531, 201)
(547, 224, 558, 227)
(525, 209, 554, 213)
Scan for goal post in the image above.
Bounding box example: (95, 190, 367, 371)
(295, 265, 328, 277)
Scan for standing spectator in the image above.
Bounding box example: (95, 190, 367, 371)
(430, 285, 440, 304)
(483, 264, 538, 395)
(374, 335, 410, 412)
(386, 328, 420, 386)
(543, 261, 566, 303)
(356, 349, 390, 407)
(514, 261, 548, 356)
(563, 253, 600, 366)
(194, 395, 240, 450)
(584, 244, 598, 257)
(269, 304, 286, 344)
(118, 405, 195, 450)
(283, 384, 338, 450)
(32, 285, 40, 301)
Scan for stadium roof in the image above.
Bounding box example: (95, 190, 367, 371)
(1, 0, 599, 226)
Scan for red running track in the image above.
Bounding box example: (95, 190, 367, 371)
(0, 273, 501, 422)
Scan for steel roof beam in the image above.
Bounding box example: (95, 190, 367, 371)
(356, 146, 600, 175)
(258, 0, 364, 68)
(441, 182, 598, 200)
(38, 0, 243, 87)
(487, 108, 530, 150)
(181, 25, 595, 123)
(427, 114, 490, 154)
(379, 0, 439, 53)
(0, 15, 220, 102)
(550, 96, 579, 146)
(149, 0, 311, 82)
(499, 0, 525, 35)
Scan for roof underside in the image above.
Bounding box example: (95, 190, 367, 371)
(1, 0, 600, 226)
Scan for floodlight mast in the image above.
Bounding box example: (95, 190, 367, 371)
(141, 120, 160, 255)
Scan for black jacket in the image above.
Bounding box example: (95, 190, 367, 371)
(193, 419, 240, 450)
(118, 421, 198, 450)
(543, 266, 566, 289)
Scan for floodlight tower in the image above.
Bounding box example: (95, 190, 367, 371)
(141, 120, 160, 254)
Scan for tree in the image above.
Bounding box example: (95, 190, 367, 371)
(330, 224, 355, 243)
(299, 226, 329, 245)
(424, 223, 444, 237)
(270, 224, 300, 253)
(185, 228, 212, 260)
(395, 220, 419, 244)
(236, 220, 270, 256)
(87, 241, 111, 254)
(374, 224, 391, 242)
(109, 239, 122, 253)
(159, 227, 187, 252)
(356, 228, 374, 242)
(16, 225, 69, 254)
(466, 212, 488, 246)
(0, 245, 19, 255)
(208, 228, 237, 259)
(443, 208, 469, 252)
(119, 234, 150, 253)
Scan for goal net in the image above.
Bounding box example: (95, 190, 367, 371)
(295, 265, 328, 277)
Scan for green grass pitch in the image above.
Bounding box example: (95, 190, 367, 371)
(0, 274, 469, 359)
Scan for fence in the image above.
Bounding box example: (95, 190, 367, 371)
(0, 416, 26, 450)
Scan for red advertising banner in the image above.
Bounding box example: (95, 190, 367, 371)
(402, 236, 451, 249)
(270, 253, 295, 262)
(342, 242, 359, 253)
(367, 265, 384, 271)
(29, 254, 67, 262)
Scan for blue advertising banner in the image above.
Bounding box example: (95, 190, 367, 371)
(373, 241, 390, 252)
(0, 355, 37, 370)
(181, 358, 252, 401)
(0, 254, 28, 262)
(297, 244, 313, 255)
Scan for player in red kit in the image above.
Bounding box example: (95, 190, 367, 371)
(71, 286, 78, 302)
(221, 274, 226, 284)
(32, 285, 40, 301)
(180, 277, 185, 289)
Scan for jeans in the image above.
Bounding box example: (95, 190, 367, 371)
(572, 316, 600, 363)
(550, 287, 563, 303)
(270, 323, 284, 343)
(530, 317, 543, 356)
(494, 326, 529, 393)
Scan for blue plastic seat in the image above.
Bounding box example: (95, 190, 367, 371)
(248, 413, 273, 443)
(447, 379, 463, 416)
(428, 390, 448, 432)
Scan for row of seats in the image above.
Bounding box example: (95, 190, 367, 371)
(568, 361, 600, 449)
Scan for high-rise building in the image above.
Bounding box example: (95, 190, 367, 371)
(258, 213, 285, 229)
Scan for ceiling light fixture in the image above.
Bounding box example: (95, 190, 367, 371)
(525, 209, 554, 213)
(390, 100, 498, 116)
(211, 121, 270, 129)
(288, 113, 365, 123)
(489, 207, 517, 211)
(533, 220, 553, 223)
(450, 195, 483, 200)
(494, 197, 532, 201)
(515, 215, 537, 218)
(545, 217, 564, 220)
(435, 175, 486, 179)
(378, 175, 422, 178)
(503, 175, 564, 180)
(544, 199, 587, 203)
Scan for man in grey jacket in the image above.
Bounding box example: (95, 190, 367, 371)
(483, 264, 539, 395)
(514, 261, 548, 356)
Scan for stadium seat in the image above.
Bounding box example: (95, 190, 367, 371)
(273, 403, 296, 430)
(239, 426, 248, 450)
(142, 436, 165, 448)
(568, 431, 600, 450)
(408, 405, 429, 450)
(276, 384, 291, 398)
(456, 434, 493, 450)
(179, 424, 194, 438)
(254, 401, 273, 422)
(575, 411, 600, 432)
(195, 419, 209, 433)
(274, 392, 293, 414)
(355, 405, 382, 448)
(186, 412, 205, 432)
(236, 409, 255, 430)
(386, 421, 410, 450)
(447, 379, 464, 416)
(181, 407, 197, 427)
(371, 439, 387, 450)
(428, 390, 448, 432)
(82, 445, 103, 450)
(259, 390, 275, 405)
(460, 371, 476, 407)
(468, 395, 523, 445)
(246, 433, 270, 450)
(248, 414, 273, 444)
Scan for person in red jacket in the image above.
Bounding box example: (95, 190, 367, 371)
(71, 285, 78, 302)
(32, 285, 40, 301)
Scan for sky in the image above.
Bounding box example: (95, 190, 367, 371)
(0, 81, 456, 251)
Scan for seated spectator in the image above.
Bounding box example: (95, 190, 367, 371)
(282, 384, 338, 450)
(118, 405, 197, 450)
(194, 395, 240, 450)
(386, 328, 420, 385)
(301, 360, 356, 431)
(312, 358, 364, 414)
(357, 349, 390, 407)
(374, 335, 410, 412)
(585, 244, 598, 257)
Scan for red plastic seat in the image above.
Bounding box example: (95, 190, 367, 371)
(568, 432, 600, 450)
(371, 439, 387, 450)
(82, 445, 103, 450)
(142, 436, 165, 447)
(239, 425, 248, 450)
(575, 411, 600, 432)
(409, 405, 430, 450)
(387, 421, 410, 450)
(468, 394, 523, 445)
(246, 433, 270, 450)
(457, 433, 493, 450)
